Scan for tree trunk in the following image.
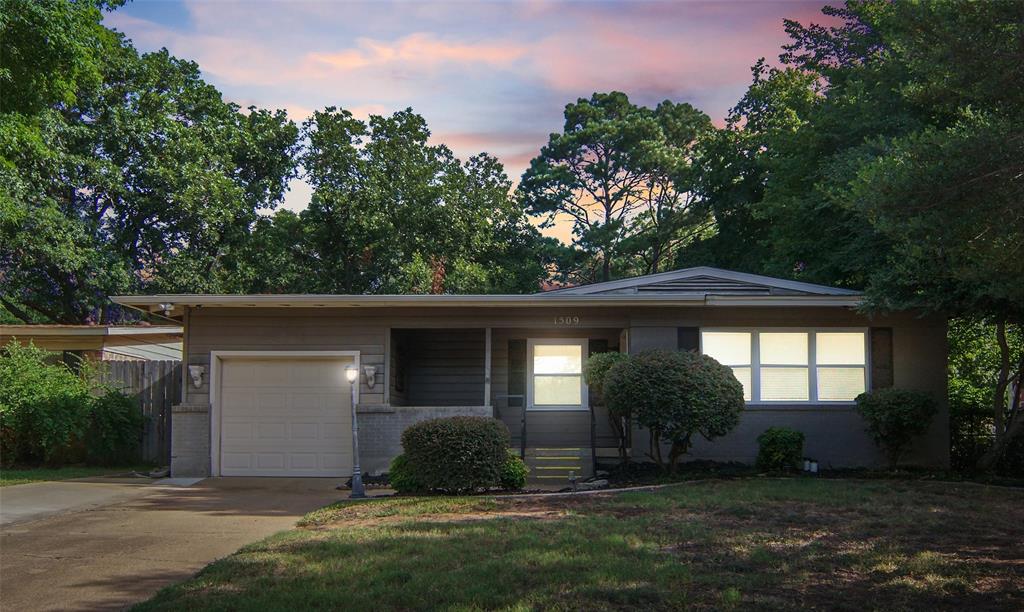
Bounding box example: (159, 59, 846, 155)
(978, 323, 1023, 470)
(668, 435, 690, 473)
(0, 298, 34, 324)
(648, 429, 665, 470)
(610, 415, 629, 466)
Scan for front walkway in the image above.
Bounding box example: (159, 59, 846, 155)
(0, 477, 343, 611)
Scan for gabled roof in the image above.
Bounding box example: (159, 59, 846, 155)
(538, 267, 861, 297)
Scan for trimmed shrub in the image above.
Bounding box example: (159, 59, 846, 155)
(583, 352, 629, 398)
(86, 390, 143, 465)
(499, 453, 529, 491)
(400, 416, 510, 494)
(855, 388, 938, 469)
(604, 350, 745, 472)
(388, 453, 424, 494)
(756, 427, 805, 472)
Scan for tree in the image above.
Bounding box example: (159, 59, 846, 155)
(947, 319, 1024, 474)
(293, 107, 551, 295)
(603, 350, 744, 472)
(843, 1, 1024, 469)
(1, 0, 125, 323)
(681, 0, 1024, 469)
(520, 92, 711, 283)
(583, 351, 630, 465)
(0, 1, 299, 322)
(684, 3, 919, 286)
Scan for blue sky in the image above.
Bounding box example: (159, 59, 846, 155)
(105, 0, 835, 224)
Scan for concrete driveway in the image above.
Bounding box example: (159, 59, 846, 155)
(0, 477, 344, 611)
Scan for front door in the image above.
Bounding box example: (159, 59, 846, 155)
(524, 338, 590, 446)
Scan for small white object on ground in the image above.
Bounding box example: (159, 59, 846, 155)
(154, 477, 205, 487)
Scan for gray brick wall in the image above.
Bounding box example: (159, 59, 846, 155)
(358, 405, 493, 474)
(170, 404, 211, 477)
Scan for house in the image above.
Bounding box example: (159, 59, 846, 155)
(0, 324, 183, 362)
(110, 267, 948, 480)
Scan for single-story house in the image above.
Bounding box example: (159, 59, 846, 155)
(0, 324, 183, 362)
(111, 267, 948, 481)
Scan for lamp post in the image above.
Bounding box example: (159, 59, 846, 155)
(345, 364, 366, 499)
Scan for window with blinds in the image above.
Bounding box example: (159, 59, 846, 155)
(700, 330, 867, 403)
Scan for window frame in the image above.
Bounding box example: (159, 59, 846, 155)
(700, 328, 870, 405)
(526, 338, 589, 411)
(698, 331, 753, 401)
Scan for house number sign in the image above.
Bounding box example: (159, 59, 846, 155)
(554, 315, 581, 326)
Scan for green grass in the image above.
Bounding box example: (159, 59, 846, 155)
(0, 464, 154, 487)
(135, 479, 1024, 611)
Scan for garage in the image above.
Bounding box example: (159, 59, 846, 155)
(216, 355, 355, 477)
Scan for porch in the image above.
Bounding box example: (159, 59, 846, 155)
(384, 327, 627, 483)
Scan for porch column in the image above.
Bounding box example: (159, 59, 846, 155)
(484, 327, 492, 408)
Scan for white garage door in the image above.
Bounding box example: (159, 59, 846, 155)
(219, 357, 353, 476)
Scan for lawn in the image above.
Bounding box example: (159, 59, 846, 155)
(136, 479, 1023, 611)
(0, 465, 153, 487)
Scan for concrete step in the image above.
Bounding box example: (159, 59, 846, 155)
(526, 447, 590, 458)
(523, 447, 593, 483)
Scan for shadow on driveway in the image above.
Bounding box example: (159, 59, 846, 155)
(0, 477, 343, 611)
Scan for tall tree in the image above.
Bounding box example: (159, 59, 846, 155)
(845, 0, 1024, 468)
(0, 1, 299, 322)
(683, 0, 1024, 468)
(288, 107, 551, 295)
(520, 92, 710, 283)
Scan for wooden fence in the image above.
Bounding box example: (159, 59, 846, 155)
(102, 360, 181, 465)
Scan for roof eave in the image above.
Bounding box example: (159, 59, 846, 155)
(0, 325, 182, 337)
(109, 294, 863, 313)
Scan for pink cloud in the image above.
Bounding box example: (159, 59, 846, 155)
(309, 33, 526, 72)
(108, 0, 840, 225)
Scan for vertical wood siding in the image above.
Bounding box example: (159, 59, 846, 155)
(393, 329, 486, 406)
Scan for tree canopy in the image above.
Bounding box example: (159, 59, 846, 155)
(0, 0, 552, 324)
(679, 0, 1024, 468)
(519, 92, 712, 283)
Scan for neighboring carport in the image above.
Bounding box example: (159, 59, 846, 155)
(0, 478, 342, 611)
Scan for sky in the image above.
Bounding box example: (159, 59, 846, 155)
(105, 0, 836, 234)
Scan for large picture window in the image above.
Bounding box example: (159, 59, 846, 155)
(527, 339, 587, 410)
(701, 330, 867, 403)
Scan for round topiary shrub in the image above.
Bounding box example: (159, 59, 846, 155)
(855, 388, 938, 469)
(604, 349, 745, 472)
(500, 453, 529, 491)
(388, 453, 424, 494)
(583, 351, 629, 398)
(756, 427, 805, 472)
(400, 416, 511, 494)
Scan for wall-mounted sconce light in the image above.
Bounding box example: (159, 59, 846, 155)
(187, 365, 206, 388)
(363, 365, 377, 389)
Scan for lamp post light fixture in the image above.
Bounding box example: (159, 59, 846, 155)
(344, 364, 366, 499)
